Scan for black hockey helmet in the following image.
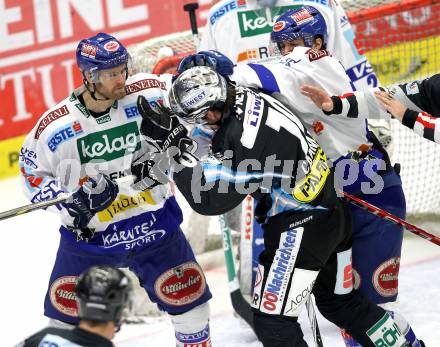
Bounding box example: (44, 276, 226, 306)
(75, 265, 133, 325)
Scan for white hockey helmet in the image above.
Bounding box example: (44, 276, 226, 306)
(170, 66, 228, 124)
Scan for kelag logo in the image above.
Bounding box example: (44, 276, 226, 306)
(77, 122, 140, 163)
(47, 121, 83, 152)
(238, 5, 298, 38)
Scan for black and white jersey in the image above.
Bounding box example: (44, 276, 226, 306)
(16, 327, 113, 347)
(174, 86, 337, 225)
(330, 74, 440, 143)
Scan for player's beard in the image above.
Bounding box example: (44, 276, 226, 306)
(95, 82, 126, 101)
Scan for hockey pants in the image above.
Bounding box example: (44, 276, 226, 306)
(252, 199, 405, 347)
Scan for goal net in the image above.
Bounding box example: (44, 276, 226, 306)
(125, 0, 440, 317)
(348, 0, 440, 217)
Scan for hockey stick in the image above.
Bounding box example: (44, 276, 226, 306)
(342, 191, 440, 246)
(0, 192, 71, 221)
(183, 2, 200, 48)
(305, 296, 324, 347)
(219, 214, 255, 331)
(0, 175, 135, 222)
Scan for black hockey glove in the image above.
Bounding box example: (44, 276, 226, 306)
(137, 95, 198, 167)
(177, 50, 234, 76)
(130, 152, 170, 191)
(65, 174, 119, 241)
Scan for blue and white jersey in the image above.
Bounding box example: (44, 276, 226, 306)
(19, 73, 184, 253)
(230, 46, 371, 161)
(199, 0, 378, 91)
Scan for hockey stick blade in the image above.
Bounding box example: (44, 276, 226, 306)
(342, 191, 440, 246)
(219, 214, 255, 332)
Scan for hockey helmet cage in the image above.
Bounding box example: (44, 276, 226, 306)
(270, 6, 328, 49)
(170, 66, 228, 124)
(75, 265, 133, 325)
(76, 33, 129, 82)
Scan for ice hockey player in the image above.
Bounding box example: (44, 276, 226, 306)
(131, 65, 425, 347)
(199, 0, 373, 75)
(198, 0, 380, 313)
(301, 74, 440, 144)
(18, 32, 211, 347)
(17, 266, 133, 347)
(177, 5, 423, 347)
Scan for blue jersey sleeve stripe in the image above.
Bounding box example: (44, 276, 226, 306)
(248, 64, 280, 94)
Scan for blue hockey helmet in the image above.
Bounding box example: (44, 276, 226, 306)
(270, 6, 328, 49)
(76, 33, 129, 83)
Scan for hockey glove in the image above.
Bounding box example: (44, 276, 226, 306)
(177, 50, 234, 76)
(137, 96, 198, 167)
(130, 152, 170, 191)
(65, 174, 119, 238)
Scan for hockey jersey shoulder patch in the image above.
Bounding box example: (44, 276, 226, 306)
(34, 104, 70, 139)
(306, 49, 330, 62)
(125, 73, 168, 95)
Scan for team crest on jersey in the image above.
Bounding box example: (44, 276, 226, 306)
(155, 262, 206, 306)
(49, 276, 79, 317)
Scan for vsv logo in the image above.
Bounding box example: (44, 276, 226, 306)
(77, 122, 140, 163)
(47, 121, 83, 152)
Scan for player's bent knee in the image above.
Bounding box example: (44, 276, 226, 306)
(171, 302, 211, 347)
